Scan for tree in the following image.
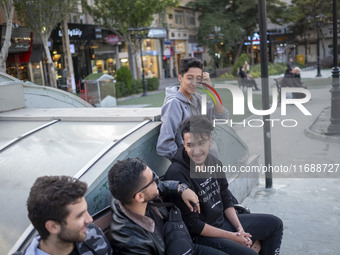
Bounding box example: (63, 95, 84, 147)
(288, 0, 339, 59)
(0, 0, 14, 73)
(82, 0, 178, 79)
(14, 0, 77, 87)
(188, 0, 289, 66)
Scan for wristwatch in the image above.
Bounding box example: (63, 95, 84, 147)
(178, 183, 188, 195)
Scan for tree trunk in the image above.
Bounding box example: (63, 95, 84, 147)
(233, 38, 245, 64)
(136, 47, 143, 79)
(42, 34, 57, 88)
(61, 19, 76, 93)
(0, 2, 14, 73)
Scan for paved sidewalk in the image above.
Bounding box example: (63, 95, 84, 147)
(235, 83, 340, 254)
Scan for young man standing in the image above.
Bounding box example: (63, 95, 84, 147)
(108, 158, 227, 255)
(24, 175, 112, 255)
(157, 57, 229, 160)
(164, 115, 283, 255)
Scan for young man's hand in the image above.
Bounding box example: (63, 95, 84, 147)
(236, 228, 253, 247)
(231, 231, 253, 247)
(181, 188, 201, 214)
(202, 72, 212, 86)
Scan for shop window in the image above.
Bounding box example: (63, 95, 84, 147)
(30, 62, 43, 85)
(7, 63, 29, 81)
(145, 40, 152, 50)
(106, 58, 116, 76)
(93, 60, 104, 73)
(143, 55, 159, 78)
(120, 59, 129, 68)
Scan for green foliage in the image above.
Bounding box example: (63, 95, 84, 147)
(249, 63, 287, 78)
(14, 0, 77, 36)
(232, 53, 250, 76)
(288, 0, 338, 35)
(188, 0, 289, 64)
(218, 72, 235, 79)
(115, 81, 130, 98)
(146, 77, 159, 91)
(131, 79, 143, 95)
(115, 77, 159, 98)
(116, 66, 133, 86)
(115, 67, 133, 97)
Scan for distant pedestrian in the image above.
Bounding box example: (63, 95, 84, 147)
(239, 65, 260, 91)
(287, 57, 295, 70)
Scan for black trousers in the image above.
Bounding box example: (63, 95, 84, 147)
(194, 213, 283, 255)
(193, 243, 229, 255)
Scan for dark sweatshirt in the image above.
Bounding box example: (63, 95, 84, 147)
(163, 146, 234, 236)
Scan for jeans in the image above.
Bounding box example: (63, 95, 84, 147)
(194, 213, 283, 255)
(193, 243, 228, 255)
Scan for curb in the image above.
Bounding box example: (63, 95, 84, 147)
(304, 128, 340, 143)
(304, 106, 340, 143)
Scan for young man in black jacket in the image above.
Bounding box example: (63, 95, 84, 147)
(164, 115, 283, 255)
(108, 158, 227, 255)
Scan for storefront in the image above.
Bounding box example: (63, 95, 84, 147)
(142, 38, 161, 78)
(1, 26, 44, 84)
(268, 32, 295, 64)
(50, 24, 121, 89)
(169, 28, 189, 75)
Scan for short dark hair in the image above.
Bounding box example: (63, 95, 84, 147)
(180, 115, 214, 139)
(27, 176, 87, 240)
(180, 57, 203, 76)
(108, 158, 147, 204)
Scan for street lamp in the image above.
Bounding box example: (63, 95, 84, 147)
(258, 0, 272, 188)
(301, 33, 309, 64)
(129, 27, 148, 97)
(326, 0, 340, 135)
(307, 15, 325, 77)
(139, 36, 147, 97)
(213, 26, 221, 77)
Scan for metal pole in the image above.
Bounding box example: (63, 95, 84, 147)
(326, 0, 340, 135)
(258, 0, 272, 188)
(140, 37, 147, 97)
(316, 24, 322, 77)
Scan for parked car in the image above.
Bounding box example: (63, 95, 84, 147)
(0, 74, 258, 255)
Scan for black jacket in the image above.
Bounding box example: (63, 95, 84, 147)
(282, 69, 298, 87)
(110, 180, 179, 255)
(163, 146, 234, 237)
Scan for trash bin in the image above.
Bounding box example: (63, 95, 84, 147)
(296, 54, 305, 65)
(84, 73, 116, 107)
